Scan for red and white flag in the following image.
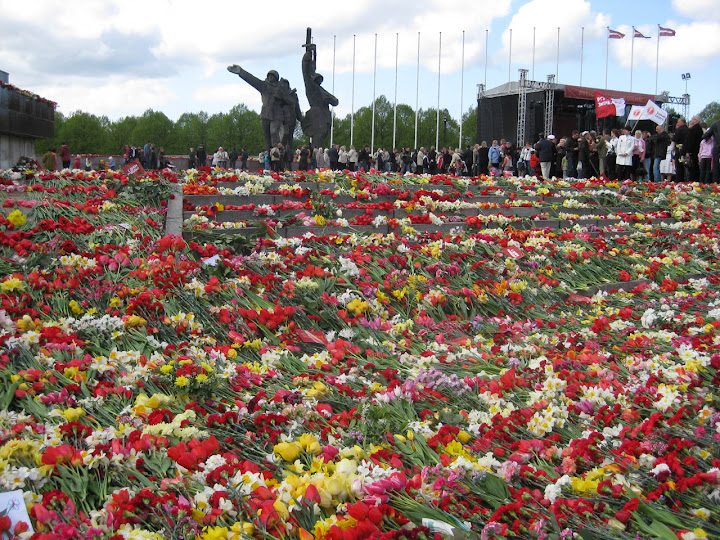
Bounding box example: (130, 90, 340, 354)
(595, 92, 626, 118)
(608, 28, 625, 39)
(643, 100, 668, 125)
(633, 29, 651, 39)
(658, 26, 676, 37)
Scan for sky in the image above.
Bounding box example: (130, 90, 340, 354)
(2, 0, 718, 130)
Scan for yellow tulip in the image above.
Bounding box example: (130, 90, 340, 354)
(274, 442, 301, 462)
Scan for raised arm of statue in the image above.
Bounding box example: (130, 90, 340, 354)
(228, 65, 265, 94)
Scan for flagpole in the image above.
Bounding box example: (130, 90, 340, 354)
(351, 34, 356, 147)
(532, 27, 536, 80)
(605, 28, 609, 89)
(655, 25, 660, 95)
(371, 33, 377, 156)
(556, 27, 560, 80)
(393, 32, 398, 151)
(459, 30, 465, 149)
(508, 28, 512, 83)
(330, 34, 336, 147)
(630, 27, 634, 92)
(415, 32, 420, 151)
(580, 26, 584, 86)
(484, 29, 488, 88)
(436, 31, 441, 151)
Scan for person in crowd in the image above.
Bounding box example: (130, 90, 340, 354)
(327, 144, 339, 170)
(42, 147, 57, 170)
(316, 147, 327, 169)
(488, 140, 501, 174)
(556, 138, 567, 179)
(240, 147, 248, 171)
(703, 118, 720, 184)
(673, 117, 689, 181)
(535, 134, 556, 180)
(565, 130, 579, 178)
(263, 150, 270, 171)
(477, 142, 489, 175)
(607, 129, 620, 180)
(400, 148, 412, 174)
(684, 115, 704, 182)
(338, 145, 349, 170)
(698, 124, 713, 184)
(631, 130, 645, 181)
(642, 131, 653, 182)
(374, 148, 384, 171)
(415, 147, 425, 175)
(270, 143, 281, 172)
(660, 135, 676, 182)
(462, 145, 473, 176)
(196, 144, 206, 168)
(59, 142, 71, 169)
(188, 147, 196, 169)
(346, 145, 357, 171)
(359, 146, 371, 172)
(122, 145, 130, 165)
(300, 145, 311, 171)
(471, 144, 480, 176)
(616, 128, 635, 181)
(594, 130, 610, 177)
(519, 141, 533, 176)
(427, 146, 437, 175)
(143, 141, 152, 169)
(85, 156, 93, 171)
(73, 154, 81, 169)
(650, 125, 670, 183)
(528, 150, 540, 177)
(228, 148, 238, 169)
(577, 131, 590, 179)
(383, 148, 391, 173)
(108, 156, 116, 170)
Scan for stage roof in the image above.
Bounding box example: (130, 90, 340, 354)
(480, 81, 664, 106)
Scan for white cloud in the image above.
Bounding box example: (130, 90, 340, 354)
(610, 22, 720, 70)
(193, 83, 262, 109)
(496, 0, 610, 69)
(40, 77, 177, 118)
(672, 0, 720, 21)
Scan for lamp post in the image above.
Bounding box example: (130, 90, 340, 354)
(443, 113, 448, 149)
(681, 73, 691, 118)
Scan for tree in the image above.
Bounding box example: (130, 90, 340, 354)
(461, 107, 478, 147)
(131, 109, 174, 151)
(57, 111, 107, 154)
(108, 116, 139, 154)
(698, 101, 720, 125)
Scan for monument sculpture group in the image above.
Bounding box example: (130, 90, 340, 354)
(228, 28, 337, 155)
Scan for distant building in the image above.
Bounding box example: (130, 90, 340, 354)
(0, 73, 55, 170)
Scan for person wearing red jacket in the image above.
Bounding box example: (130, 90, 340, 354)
(59, 142, 71, 169)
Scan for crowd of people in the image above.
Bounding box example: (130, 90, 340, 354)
(253, 116, 717, 184)
(37, 116, 719, 183)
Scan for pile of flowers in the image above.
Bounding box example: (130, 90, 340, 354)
(0, 165, 719, 540)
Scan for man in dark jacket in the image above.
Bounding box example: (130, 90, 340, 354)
(673, 118, 689, 181)
(535, 134, 556, 179)
(651, 125, 670, 182)
(703, 119, 720, 184)
(577, 132, 591, 179)
(684, 116, 704, 182)
(327, 144, 339, 170)
(197, 145, 207, 168)
(565, 131, 579, 178)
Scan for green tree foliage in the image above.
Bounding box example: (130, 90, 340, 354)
(35, 96, 475, 156)
(131, 109, 174, 151)
(698, 101, 720, 124)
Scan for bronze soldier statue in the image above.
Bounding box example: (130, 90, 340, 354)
(301, 28, 339, 148)
(227, 66, 284, 152)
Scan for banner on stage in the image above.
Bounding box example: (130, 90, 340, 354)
(595, 92, 626, 118)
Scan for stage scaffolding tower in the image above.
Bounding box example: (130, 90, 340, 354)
(516, 69, 529, 147)
(544, 75, 555, 137)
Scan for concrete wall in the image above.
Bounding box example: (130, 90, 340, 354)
(0, 134, 34, 170)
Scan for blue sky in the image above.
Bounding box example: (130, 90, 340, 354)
(1, 0, 718, 133)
